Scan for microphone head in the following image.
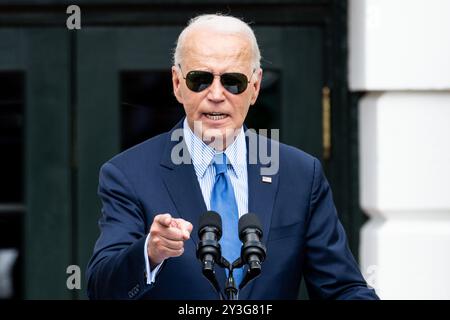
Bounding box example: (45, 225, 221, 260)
(198, 211, 222, 237)
(238, 213, 263, 239)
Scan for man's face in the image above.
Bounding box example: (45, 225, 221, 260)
(172, 29, 262, 147)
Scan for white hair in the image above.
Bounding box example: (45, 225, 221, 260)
(173, 14, 261, 70)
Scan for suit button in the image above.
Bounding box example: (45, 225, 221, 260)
(128, 284, 140, 298)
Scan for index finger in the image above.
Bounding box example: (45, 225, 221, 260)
(173, 218, 193, 233)
(172, 218, 193, 239)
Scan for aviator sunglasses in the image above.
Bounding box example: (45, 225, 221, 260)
(178, 64, 255, 95)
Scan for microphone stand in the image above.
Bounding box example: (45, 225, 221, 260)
(199, 256, 238, 300)
(201, 261, 225, 300)
(225, 272, 238, 300)
(219, 257, 239, 300)
(233, 258, 261, 292)
(217, 257, 262, 300)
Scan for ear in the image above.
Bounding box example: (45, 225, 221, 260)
(249, 68, 263, 106)
(172, 66, 184, 104)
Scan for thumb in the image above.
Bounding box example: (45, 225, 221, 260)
(155, 213, 172, 227)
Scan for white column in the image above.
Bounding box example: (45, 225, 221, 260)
(349, 0, 450, 299)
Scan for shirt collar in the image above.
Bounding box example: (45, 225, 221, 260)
(183, 118, 247, 179)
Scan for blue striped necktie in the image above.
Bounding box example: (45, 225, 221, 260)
(210, 153, 243, 287)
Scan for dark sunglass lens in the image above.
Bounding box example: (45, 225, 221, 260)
(186, 71, 213, 92)
(221, 73, 248, 94)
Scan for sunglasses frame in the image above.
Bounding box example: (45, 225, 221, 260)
(177, 64, 256, 95)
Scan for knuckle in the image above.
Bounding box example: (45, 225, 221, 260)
(149, 228, 157, 237)
(151, 237, 161, 247)
(173, 242, 183, 250)
(167, 229, 180, 240)
(175, 229, 184, 238)
(150, 221, 160, 232)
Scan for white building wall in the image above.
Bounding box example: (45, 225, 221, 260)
(349, 0, 450, 90)
(349, 0, 450, 299)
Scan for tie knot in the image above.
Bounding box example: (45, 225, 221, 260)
(213, 153, 228, 175)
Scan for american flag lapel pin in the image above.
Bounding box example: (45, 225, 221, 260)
(262, 176, 272, 184)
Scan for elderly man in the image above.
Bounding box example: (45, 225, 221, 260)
(86, 14, 378, 300)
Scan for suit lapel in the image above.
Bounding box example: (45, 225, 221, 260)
(239, 130, 279, 300)
(159, 120, 206, 247)
(159, 120, 227, 293)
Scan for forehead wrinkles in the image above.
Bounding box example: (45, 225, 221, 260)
(181, 31, 253, 70)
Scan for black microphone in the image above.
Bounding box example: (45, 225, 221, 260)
(196, 211, 222, 273)
(238, 213, 266, 275)
(196, 211, 224, 299)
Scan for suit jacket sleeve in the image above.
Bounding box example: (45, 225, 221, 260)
(302, 158, 379, 299)
(86, 162, 159, 299)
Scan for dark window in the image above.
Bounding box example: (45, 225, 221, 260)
(121, 71, 184, 150)
(0, 72, 24, 203)
(0, 71, 24, 300)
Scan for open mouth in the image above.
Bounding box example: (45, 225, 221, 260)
(204, 112, 228, 121)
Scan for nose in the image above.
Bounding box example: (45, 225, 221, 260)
(207, 75, 226, 102)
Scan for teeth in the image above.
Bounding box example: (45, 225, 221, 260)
(205, 113, 227, 120)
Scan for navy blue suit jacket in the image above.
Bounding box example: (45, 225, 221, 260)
(86, 119, 378, 300)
